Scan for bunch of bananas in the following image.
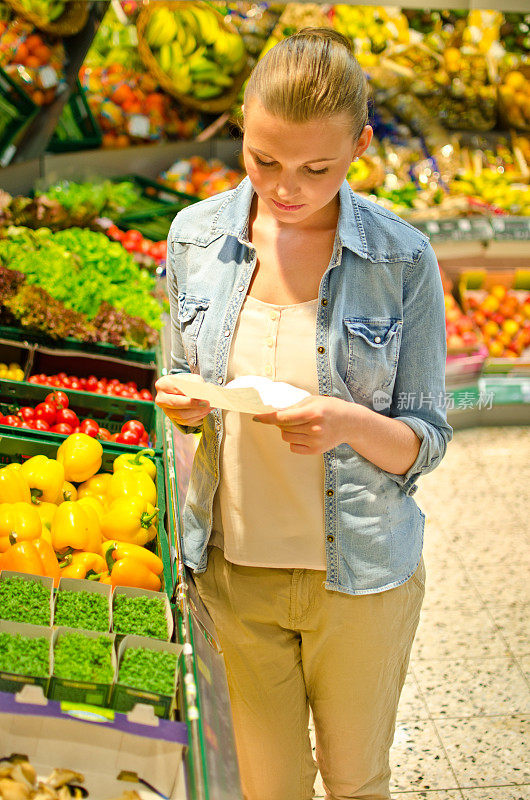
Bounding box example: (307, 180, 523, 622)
(17, 0, 66, 22)
(145, 4, 246, 100)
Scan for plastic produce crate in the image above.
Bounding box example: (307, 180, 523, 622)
(0, 378, 163, 453)
(113, 174, 198, 224)
(120, 212, 178, 242)
(0, 324, 158, 366)
(0, 66, 38, 167)
(0, 338, 32, 379)
(47, 79, 102, 153)
(0, 432, 173, 597)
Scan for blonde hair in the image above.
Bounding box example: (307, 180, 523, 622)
(244, 28, 369, 141)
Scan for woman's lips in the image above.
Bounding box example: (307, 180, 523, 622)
(272, 199, 305, 211)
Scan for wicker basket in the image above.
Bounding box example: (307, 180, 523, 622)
(137, 1, 250, 114)
(4, 0, 88, 37)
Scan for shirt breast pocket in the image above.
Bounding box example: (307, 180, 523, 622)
(177, 294, 210, 369)
(344, 317, 402, 402)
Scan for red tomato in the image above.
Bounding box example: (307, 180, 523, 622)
(19, 421, 33, 429)
(2, 415, 21, 427)
(97, 427, 112, 441)
(51, 423, 74, 435)
(96, 381, 106, 392)
(56, 408, 79, 428)
(46, 391, 69, 410)
(49, 377, 61, 387)
(123, 229, 142, 244)
(140, 239, 152, 255)
(80, 419, 100, 437)
(28, 375, 40, 384)
(121, 420, 145, 437)
(108, 224, 123, 240)
(34, 402, 56, 426)
(131, 391, 141, 400)
(57, 372, 67, 382)
(18, 407, 34, 421)
(110, 433, 120, 442)
(139, 434, 149, 446)
(126, 381, 137, 390)
(86, 376, 98, 391)
(61, 377, 72, 388)
(139, 389, 153, 401)
(69, 380, 81, 391)
(116, 430, 140, 445)
(79, 378, 88, 390)
(31, 419, 51, 431)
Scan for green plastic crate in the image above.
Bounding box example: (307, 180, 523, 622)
(120, 213, 177, 242)
(0, 378, 163, 453)
(0, 325, 158, 366)
(114, 174, 199, 223)
(0, 66, 38, 167)
(0, 432, 173, 597)
(48, 79, 102, 153)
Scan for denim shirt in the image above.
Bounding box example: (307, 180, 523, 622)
(167, 176, 452, 595)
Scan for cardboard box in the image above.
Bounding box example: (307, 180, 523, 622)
(112, 634, 182, 719)
(48, 627, 116, 708)
(0, 571, 54, 627)
(55, 578, 112, 633)
(112, 585, 174, 643)
(0, 621, 53, 695)
(0, 687, 188, 800)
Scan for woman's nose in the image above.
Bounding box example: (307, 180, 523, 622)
(276, 174, 300, 200)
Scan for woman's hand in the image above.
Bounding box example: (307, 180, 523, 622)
(155, 375, 211, 427)
(253, 395, 358, 455)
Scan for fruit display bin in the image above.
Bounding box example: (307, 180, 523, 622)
(0, 65, 38, 167)
(113, 174, 198, 224)
(0, 378, 164, 453)
(47, 79, 102, 153)
(0, 324, 158, 366)
(0, 337, 32, 379)
(0, 431, 173, 597)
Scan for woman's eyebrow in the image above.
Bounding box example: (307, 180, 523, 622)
(250, 146, 338, 164)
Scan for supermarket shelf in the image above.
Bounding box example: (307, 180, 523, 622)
(287, 0, 529, 8)
(12, 2, 109, 164)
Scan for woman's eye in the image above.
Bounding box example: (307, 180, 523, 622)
(255, 156, 276, 167)
(305, 166, 328, 175)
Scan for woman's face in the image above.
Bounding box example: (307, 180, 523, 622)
(243, 99, 372, 227)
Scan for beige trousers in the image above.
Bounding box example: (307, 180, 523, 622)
(194, 546, 425, 800)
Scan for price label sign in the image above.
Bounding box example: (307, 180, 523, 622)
(492, 217, 530, 241)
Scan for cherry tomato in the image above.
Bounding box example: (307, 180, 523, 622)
(69, 379, 81, 391)
(80, 419, 99, 437)
(139, 389, 153, 401)
(31, 419, 51, 431)
(116, 430, 140, 445)
(51, 423, 74, 435)
(97, 427, 112, 441)
(56, 408, 79, 428)
(18, 407, 34, 421)
(34, 402, 56, 426)
(121, 420, 145, 437)
(46, 390, 69, 410)
(86, 376, 98, 391)
(2, 415, 21, 427)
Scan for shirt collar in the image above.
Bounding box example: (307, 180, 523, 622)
(209, 175, 368, 259)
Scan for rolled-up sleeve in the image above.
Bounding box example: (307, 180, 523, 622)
(165, 225, 202, 436)
(384, 243, 453, 495)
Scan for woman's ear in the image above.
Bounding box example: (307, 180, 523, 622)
(353, 125, 373, 160)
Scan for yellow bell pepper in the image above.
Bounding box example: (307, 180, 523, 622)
(77, 473, 112, 504)
(107, 470, 157, 506)
(59, 550, 107, 580)
(0, 464, 31, 504)
(35, 501, 59, 532)
(57, 433, 103, 483)
(77, 495, 105, 523)
(62, 481, 78, 502)
(20, 455, 65, 504)
(113, 448, 157, 481)
(101, 540, 163, 591)
(51, 501, 102, 555)
(101, 497, 158, 546)
(0, 502, 42, 552)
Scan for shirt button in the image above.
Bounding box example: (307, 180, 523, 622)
(321, 298, 328, 306)
(224, 329, 230, 337)
(266, 337, 274, 347)
(326, 489, 334, 497)
(238, 285, 245, 292)
(217, 377, 223, 384)
(317, 346, 325, 354)
(374, 336, 382, 343)
(327, 535, 334, 543)
(270, 311, 278, 321)
(265, 365, 272, 376)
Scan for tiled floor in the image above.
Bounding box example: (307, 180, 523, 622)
(311, 426, 530, 799)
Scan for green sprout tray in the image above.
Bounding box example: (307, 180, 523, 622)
(0, 431, 173, 597)
(0, 378, 163, 454)
(0, 66, 38, 167)
(47, 79, 102, 153)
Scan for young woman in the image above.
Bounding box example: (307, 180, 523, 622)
(156, 28, 452, 800)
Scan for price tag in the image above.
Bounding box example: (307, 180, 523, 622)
(0, 143, 16, 167)
(39, 66, 58, 89)
(426, 221, 440, 234)
(458, 219, 472, 232)
(127, 114, 150, 138)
